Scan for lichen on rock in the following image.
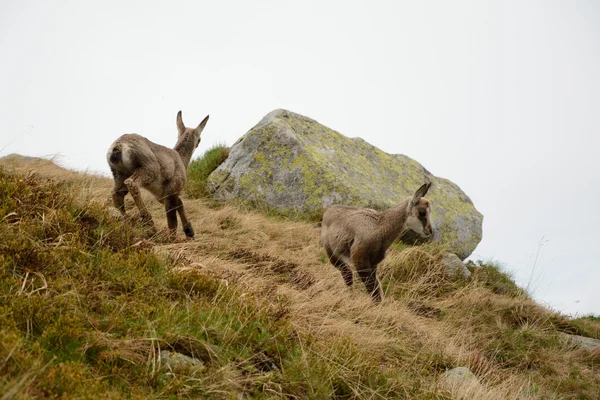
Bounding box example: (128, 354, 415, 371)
(207, 109, 483, 259)
(160, 350, 205, 374)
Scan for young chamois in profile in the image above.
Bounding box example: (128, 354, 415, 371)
(106, 111, 209, 239)
(320, 182, 433, 302)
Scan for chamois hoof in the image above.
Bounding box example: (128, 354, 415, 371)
(184, 226, 195, 239)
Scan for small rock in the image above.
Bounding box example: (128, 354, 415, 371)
(560, 333, 600, 351)
(160, 350, 205, 374)
(440, 367, 480, 388)
(443, 253, 471, 279)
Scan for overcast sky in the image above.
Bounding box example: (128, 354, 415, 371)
(1, 1, 598, 316)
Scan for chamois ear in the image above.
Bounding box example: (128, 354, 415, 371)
(176, 111, 185, 134)
(409, 182, 432, 210)
(194, 115, 210, 136)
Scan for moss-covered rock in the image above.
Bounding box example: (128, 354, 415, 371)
(207, 109, 483, 259)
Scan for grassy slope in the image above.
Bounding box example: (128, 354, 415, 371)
(0, 155, 599, 400)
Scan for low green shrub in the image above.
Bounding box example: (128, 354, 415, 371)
(186, 144, 229, 198)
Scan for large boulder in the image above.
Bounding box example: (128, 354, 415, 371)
(207, 109, 483, 259)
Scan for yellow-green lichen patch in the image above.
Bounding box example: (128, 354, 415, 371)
(206, 109, 483, 258)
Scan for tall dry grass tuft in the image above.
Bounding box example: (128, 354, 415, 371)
(380, 244, 460, 301)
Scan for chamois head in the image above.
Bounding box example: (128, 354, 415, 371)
(176, 110, 209, 150)
(404, 182, 433, 238)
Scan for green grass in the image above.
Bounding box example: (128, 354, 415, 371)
(378, 252, 600, 399)
(557, 314, 600, 340)
(0, 169, 450, 399)
(186, 144, 230, 198)
(466, 260, 527, 298)
(2, 166, 600, 399)
(0, 169, 295, 398)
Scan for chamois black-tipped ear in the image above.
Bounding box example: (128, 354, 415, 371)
(194, 115, 209, 136)
(176, 111, 185, 134)
(409, 182, 432, 210)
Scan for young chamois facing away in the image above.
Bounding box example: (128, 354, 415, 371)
(320, 182, 433, 302)
(106, 111, 209, 239)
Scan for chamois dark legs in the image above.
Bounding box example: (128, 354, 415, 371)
(174, 197, 194, 238)
(336, 260, 354, 287)
(110, 170, 129, 217)
(325, 246, 354, 287)
(124, 171, 156, 232)
(164, 195, 179, 239)
(163, 196, 194, 239)
(350, 244, 383, 302)
(356, 265, 381, 302)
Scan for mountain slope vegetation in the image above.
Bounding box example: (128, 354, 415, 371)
(0, 154, 598, 399)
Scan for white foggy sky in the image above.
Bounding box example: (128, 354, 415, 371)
(1, 1, 598, 315)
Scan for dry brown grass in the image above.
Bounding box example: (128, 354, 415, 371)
(2, 155, 599, 399)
